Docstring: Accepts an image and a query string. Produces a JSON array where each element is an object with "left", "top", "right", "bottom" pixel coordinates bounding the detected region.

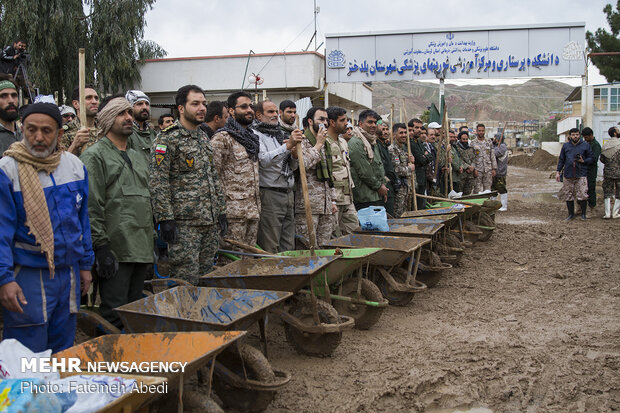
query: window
[{"left": 611, "top": 88, "right": 619, "bottom": 112}]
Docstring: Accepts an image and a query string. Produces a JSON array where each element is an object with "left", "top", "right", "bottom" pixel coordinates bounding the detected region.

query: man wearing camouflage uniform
[
  {"left": 390, "top": 123, "right": 414, "bottom": 217},
  {"left": 149, "top": 85, "right": 227, "bottom": 284},
  {"left": 295, "top": 107, "right": 337, "bottom": 247},
  {"left": 436, "top": 130, "right": 463, "bottom": 196},
  {"left": 211, "top": 91, "right": 261, "bottom": 247},
  {"left": 62, "top": 85, "right": 100, "bottom": 155},
  {"left": 601, "top": 126, "right": 620, "bottom": 218},
  {"left": 326, "top": 106, "right": 357, "bottom": 235},
  {"left": 471, "top": 123, "right": 497, "bottom": 193},
  {"left": 492, "top": 133, "right": 509, "bottom": 211},
  {"left": 126, "top": 90, "right": 156, "bottom": 162},
  {"left": 455, "top": 131, "right": 476, "bottom": 195}
]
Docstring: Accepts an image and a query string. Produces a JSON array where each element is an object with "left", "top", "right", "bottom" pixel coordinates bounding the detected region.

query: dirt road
[{"left": 258, "top": 166, "right": 620, "bottom": 412}]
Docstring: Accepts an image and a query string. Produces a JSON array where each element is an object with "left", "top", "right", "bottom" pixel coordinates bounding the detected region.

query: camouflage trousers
[
  {"left": 492, "top": 176, "right": 507, "bottom": 194},
  {"left": 474, "top": 171, "right": 493, "bottom": 193},
  {"left": 226, "top": 218, "right": 259, "bottom": 248},
  {"left": 602, "top": 177, "right": 620, "bottom": 198},
  {"left": 561, "top": 177, "right": 588, "bottom": 201},
  {"left": 460, "top": 177, "right": 475, "bottom": 196},
  {"left": 168, "top": 223, "right": 219, "bottom": 285},
  {"left": 333, "top": 202, "right": 358, "bottom": 237},
  {"left": 295, "top": 213, "right": 334, "bottom": 247},
  {"left": 394, "top": 184, "right": 410, "bottom": 218}
]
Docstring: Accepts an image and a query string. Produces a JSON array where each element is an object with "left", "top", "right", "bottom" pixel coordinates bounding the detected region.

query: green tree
[
  {"left": 420, "top": 109, "right": 430, "bottom": 124},
  {"left": 538, "top": 117, "right": 559, "bottom": 142},
  {"left": 0, "top": 0, "right": 166, "bottom": 97},
  {"left": 587, "top": 1, "right": 620, "bottom": 82}
]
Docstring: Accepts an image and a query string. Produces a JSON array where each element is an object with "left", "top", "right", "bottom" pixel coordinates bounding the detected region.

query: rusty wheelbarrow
[
  {"left": 115, "top": 286, "right": 292, "bottom": 413},
  {"left": 277, "top": 248, "right": 388, "bottom": 330},
  {"left": 429, "top": 198, "right": 497, "bottom": 242},
  {"left": 54, "top": 331, "right": 246, "bottom": 413},
  {"left": 199, "top": 256, "right": 355, "bottom": 358},
  {"left": 325, "top": 235, "right": 430, "bottom": 306}
]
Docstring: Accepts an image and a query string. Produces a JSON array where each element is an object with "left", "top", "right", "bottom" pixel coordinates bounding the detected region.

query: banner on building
[{"left": 325, "top": 23, "right": 585, "bottom": 83}]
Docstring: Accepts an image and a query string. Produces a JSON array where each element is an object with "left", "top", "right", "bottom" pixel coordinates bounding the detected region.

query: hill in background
[{"left": 371, "top": 78, "right": 574, "bottom": 122}]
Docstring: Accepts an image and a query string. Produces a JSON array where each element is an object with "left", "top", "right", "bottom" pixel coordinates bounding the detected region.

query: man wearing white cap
[
  {"left": 126, "top": 90, "right": 156, "bottom": 161},
  {"left": 58, "top": 105, "right": 76, "bottom": 125}
]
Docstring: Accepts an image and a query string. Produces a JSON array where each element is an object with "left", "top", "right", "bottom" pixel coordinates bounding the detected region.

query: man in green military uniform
[
  {"left": 349, "top": 110, "right": 388, "bottom": 210},
  {"left": 80, "top": 96, "right": 153, "bottom": 328},
  {"left": 126, "top": 90, "right": 156, "bottom": 161},
  {"left": 390, "top": 123, "right": 415, "bottom": 217},
  {"left": 582, "top": 127, "right": 601, "bottom": 209},
  {"left": 408, "top": 118, "right": 433, "bottom": 208},
  {"left": 455, "top": 131, "right": 476, "bottom": 195},
  {"left": 149, "top": 85, "right": 227, "bottom": 284},
  {"left": 376, "top": 119, "right": 398, "bottom": 216},
  {"left": 62, "top": 85, "right": 100, "bottom": 155}
]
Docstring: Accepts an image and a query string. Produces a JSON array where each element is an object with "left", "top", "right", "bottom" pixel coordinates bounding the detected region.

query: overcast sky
[{"left": 143, "top": 0, "right": 612, "bottom": 86}]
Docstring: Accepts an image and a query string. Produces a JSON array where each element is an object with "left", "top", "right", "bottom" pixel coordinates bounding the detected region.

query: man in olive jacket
[
  {"left": 81, "top": 96, "right": 154, "bottom": 328},
  {"left": 349, "top": 110, "right": 388, "bottom": 210}
]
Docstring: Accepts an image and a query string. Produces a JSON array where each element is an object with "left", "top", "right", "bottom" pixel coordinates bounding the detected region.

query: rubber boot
[
  {"left": 603, "top": 198, "right": 611, "bottom": 219},
  {"left": 613, "top": 199, "right": 620, "bottom": 219},
  {"left": 499, "top": 193, "right": 508, "bottom": 211},
  {"left": 579, "top": 200, "right": 587, "bottom": 221},
  {"left": 565, "top": 201, "right": 575, "bottom": 221}
]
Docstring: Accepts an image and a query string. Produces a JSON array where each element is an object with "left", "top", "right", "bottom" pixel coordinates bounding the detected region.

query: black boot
[
  {"left": 579, "top": 200, "right": 587, "bottom": 220},
  {"left": 565, "top": 201, "right": 575, "bottom": 221}
]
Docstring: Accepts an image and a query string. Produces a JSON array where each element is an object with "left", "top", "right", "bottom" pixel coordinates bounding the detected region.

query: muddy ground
[{"left": 253, "top": 166, "right": 620, "bottom": 412}]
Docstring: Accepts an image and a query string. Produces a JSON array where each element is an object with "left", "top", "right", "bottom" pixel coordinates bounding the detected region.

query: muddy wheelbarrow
[
  {"left": 54, "top": 331, "right": 246, "bottom": 413},
  {"left": 325, "top": 235, "right": 430, "bottom": 306},
  {"left": 430, "top": 198, "right": 497, "bottom": 242},
  {"left": 199, "top": 256, "right": 355, "bottom": 358},
  {"left": 114, "top": 286, "right": 292, "bottom": 413},
  {"left": 277, "top": 248, "right": 388, "bottom": 330}
]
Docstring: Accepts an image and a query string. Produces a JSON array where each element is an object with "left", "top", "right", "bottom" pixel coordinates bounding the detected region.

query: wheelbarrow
[
  {"left": 430, "top": 198, "right": 497, "bottom": 242},
  {"left": 199, "top": 256, "right": 355, "bottom": 358},
  {"left": 325, "top": 235, "right": 430, "bottom": 306},
  {"left": 115, "top": 286, "right": 292, "bottom": 413},
  {"left": 401, "top": 205, "right": 484, "bottom": 243},
  {"left": 277, "top": 248, "right": 388, "bottom": 330},
  {"left": 54, "top": 331, "right": 246, "bottom": 413}
]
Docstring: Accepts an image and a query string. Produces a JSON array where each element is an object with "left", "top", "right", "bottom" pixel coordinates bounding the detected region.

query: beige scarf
[
  {"left": 602, "top": 138, "right": 620, "bottom": 159},
  {"left": 4, "top": 141, "right": 62, "bottom": 277},
  {"left": 353, "top": 126, "right": 377, "bottom": 161}
]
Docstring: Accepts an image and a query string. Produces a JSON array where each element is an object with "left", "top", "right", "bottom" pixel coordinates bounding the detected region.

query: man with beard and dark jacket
[
  {"left": 200, "top": 101, "right": 228, "bottom": 139},
  {"left": 126, "top": 90, "right": 156, "bottom": 162},
  {"left": 253, "top": 100, "right": 302, "bottom": 252},
  {"left": 581, "top": 127, "right": 601, "bottom": 210},
  {"left": 556, "top": 128, "right": 593, "bottom": 221},
  {"left": 0, "top": 81, "right": 21, "bottom": 155},
  {"left": 349, "top": 110, "right": 388, "bottom": 210},
  {"left": 211, "top": 92, "right": 261, "bottom": 247},
  {"left": 408, "top": 118, "right": 433, "bottom": 208},
  {"left": 278, "top": 100, "right": 297, "bottom": 140},
  {"left": 376, "top": 119, "right": 398, "bottom": 216}
]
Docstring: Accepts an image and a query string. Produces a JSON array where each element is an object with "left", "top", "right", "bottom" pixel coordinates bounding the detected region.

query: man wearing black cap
[
  {"left": 0, "top": 80, "right": 21, "bottom": 156},
  {"left": 0, "top": 103, "right": 94, "bottom": 352}
]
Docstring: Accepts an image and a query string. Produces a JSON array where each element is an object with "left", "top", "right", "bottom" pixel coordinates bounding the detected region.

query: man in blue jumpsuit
[{"left": 0, "top": 103, "right": 93, "bottom": 352}]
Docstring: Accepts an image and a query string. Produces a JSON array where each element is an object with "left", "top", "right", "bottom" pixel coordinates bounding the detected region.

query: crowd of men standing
[{"left": 0, "top": 78, "right": 525, "bottom": 353}]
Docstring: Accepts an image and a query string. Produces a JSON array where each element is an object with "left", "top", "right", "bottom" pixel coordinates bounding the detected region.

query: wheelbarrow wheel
[
  {"left": 464, "top": 220, "right": 480, "bottom": 243},
  {"left": 213, "top": 344, "right": 275, "bottom": 413},
  {"left": 332, "top": 278, "right": 384, "bottom": 330},
  {"left": 444, "top": 232, "right": 464, "bottom": 265},
  {"left": 477, "top": 212, "right": 494, "bottom": 242},
  {"left": 377, "top": 268, "right": 415, "bottom": 306},
  {"left": 284, "top": 296, "right": 342, "bottom": 357},
  {"left": 416, "top": 250, "right": 443, "bottom": 288}
]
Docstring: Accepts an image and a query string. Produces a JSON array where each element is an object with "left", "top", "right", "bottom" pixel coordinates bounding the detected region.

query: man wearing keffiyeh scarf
[
  {"left": 0, "top": 103, "right": 94, "bottom": 352},
  {"left": 212, "top": 91, "right": 262, "bottom": 248}
]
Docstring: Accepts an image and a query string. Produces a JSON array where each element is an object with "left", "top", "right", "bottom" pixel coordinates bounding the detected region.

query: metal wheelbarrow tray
[
  {"left": 115, "top": 286, "right": 292, "bottom": 412},
  {"left": 325, "top": 234, "right": 430, "bottom": 306},
  {"left": 199, "top": 256, "right": 355, "bottom": 358},
  {"left": 430, "top": 199, "right": 496, "bottom": 242},
  {"left": 277, "top": 248, "right": 388, "bottom": 330}
]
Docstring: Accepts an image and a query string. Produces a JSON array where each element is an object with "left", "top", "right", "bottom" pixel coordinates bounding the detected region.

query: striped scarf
[{"left": 4, "top": 142, "right": 62, "bottom": 277}]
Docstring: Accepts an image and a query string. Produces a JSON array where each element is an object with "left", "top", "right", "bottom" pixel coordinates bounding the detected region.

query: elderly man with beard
[
  {"left": 212, "top": 91, "right": 261, "bottom": 247},
  {"left": 349, "top": 110, "right": 388, "bottom": 210},
  {"left": 556, "top": 128, "right": 593, "bottom": 221},
  {"left": 252, "top": 100, "right": 302, "bottom": 252},
  {"left": 0, "top": 81, "right": 21, "bottom": 155},
  {"left": 62, "top": 85, "right": 100, "bottom": 156},
  {"left": 80, "top": 96, "right": 153, "bottom": 328},
  {"left": 150, "top": 85, "right": 226, "bottom": 284},
  {"left": 126, "top": 90, "right": 156, "bottom": 161},
  {"left": 295, "top": 107, "right": 337, "bottom": 247},
  {"left": 0, "top": 103, "right": 93, "bottom": 352},
  {"left": 278, "top": 100, "right": 297, "bottom": 139}
]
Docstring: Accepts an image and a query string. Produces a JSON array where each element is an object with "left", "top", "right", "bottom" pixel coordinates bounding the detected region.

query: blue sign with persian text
[{"left": 325, "top": 24, "right": 585, "bottom": 83}]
